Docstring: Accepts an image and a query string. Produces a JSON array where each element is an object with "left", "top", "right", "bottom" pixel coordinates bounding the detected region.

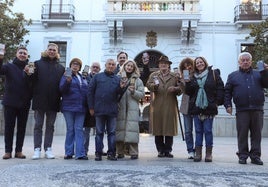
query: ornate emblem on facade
[{"left": 146, "top": 30, "right": 157, "bottom": 48}]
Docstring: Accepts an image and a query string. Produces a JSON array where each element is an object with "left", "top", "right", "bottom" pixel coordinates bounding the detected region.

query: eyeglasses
[
  {"left": 71, "top": 62, "right": 80, "bottom": 66},
  {"left": 119, "top": 57, "right": 126, "bottom": 59}
]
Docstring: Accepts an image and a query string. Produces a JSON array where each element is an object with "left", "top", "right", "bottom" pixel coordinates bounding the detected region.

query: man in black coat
[
  {"left": 0, "top": 46, "right": 32, "bottom": 159},
  {"left": 27, "top": 43, "right": 65, "bottom": 160},
  {"left": 83, "top": 62, "right": 101, "bottom": 155}
]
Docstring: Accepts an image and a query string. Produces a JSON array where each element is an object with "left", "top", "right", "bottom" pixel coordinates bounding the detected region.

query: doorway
[{"left": 134, "top": 50, "right": 164, "bottom": 73}]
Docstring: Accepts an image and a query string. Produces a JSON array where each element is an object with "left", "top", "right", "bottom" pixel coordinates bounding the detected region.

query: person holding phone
[
  {"left": 224, "top": 52, "right": 268, "bottom": 165},
  {"left": 30, "top": 43, "right": 65, "bottom": 160},
  {"left": 60, "top": 58, "right": 88, "bottom": 160},
  {"left": 116, "top": 60, "right": 145, "bottom": 160},
  {"left": 185, "top": 56, "right": 224, "bottom": 162},
  {"left": 83, "top": 62, "right": 101, "bottom": 156},
  {"left": 178, "top": 57, "right": 195, "bottom": 159},
  {"left": 146, "top": 55, "right": 182, "bottom": 158},
  {"left": 0, "top": 46, "right": 33, "bottom": 159}
]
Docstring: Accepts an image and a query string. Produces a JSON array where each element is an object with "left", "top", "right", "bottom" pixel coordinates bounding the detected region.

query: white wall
[
  {"left": 73, "top": 0, "right": 106, "bottom": 21},
  {"left": 200, "top": 0, "right": 236, "bottom": 23}
]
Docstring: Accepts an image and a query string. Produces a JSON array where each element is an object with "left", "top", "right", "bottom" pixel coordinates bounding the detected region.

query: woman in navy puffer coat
[{"left": 60, "top": 58, "right": 88, "bottom": 160}]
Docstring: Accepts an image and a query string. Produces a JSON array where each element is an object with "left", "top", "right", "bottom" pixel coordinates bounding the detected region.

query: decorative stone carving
[{"left": 146, "top": 30, "right": 157, "bottom": 48}]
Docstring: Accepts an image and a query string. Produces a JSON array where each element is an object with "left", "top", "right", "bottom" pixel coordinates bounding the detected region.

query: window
[
  {"left": 241, "top": 43, "right": 255, "bottom": 54},
  {"left": 50, "top": 41, "right": 67, "bottom": 67}
]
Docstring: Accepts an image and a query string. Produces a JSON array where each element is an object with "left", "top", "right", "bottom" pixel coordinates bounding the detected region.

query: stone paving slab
[{"left": 0, "top": 135, "right": 268, "bottom": 187}]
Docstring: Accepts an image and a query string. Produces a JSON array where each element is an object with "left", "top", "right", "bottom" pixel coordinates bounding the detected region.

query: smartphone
[
  {"left": 65, "top": 67, "right": 72, "bottom": 77},
  {"left": 257, "top": 61, "right": 264, "bottom": 71},
  {"left": 0, "top": 43, "right": 5, "bottom": 55},
  {"left": 183, "top": 69, "right": 190, "bottom": 80},
  {"left": 83, "top": 65, "right": 90, "bottom": 73}
]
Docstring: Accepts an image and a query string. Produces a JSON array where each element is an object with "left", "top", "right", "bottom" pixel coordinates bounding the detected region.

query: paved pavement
[{"left": 0, "top": 134, "right": 268, "bottom": 187}]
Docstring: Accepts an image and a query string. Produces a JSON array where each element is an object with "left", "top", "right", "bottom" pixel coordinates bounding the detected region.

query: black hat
[{"left": 158, "top": 55, "right": 172, "bottom": 64}]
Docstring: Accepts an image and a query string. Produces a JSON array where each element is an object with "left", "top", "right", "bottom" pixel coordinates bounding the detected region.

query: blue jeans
[
  {"left": 183, "top": 114, "right": 194, "bottom": 153},
  {"left": 34, "top": 110, "right": 57, "bottom": 150},
  {"left": 95, "top": 115, "right": 116, "bottom": 155},
  {"left": 63, "top": 111, "right": 86, "bottom": 158},
  {"left": 193, "top": 115, "right": 214, "bottom": 147}
]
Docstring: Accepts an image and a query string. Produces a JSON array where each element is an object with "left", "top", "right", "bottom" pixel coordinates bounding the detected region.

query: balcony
[
  {"left": 106, "top": 0, "right": 201, "bottom": 45},
  {"left": 106, "top": 0, "right": 200, "bottom": 22},
  {"left": 41, "top": 4, "right": 75, "bottom": 27},
  {"left": 234, "top": 4, "right": 268, "bottom": 26}
]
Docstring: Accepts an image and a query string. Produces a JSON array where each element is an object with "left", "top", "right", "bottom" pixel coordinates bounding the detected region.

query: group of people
[
  {"left": 0, "top": 43, "right": 267, "bottom": 165},
  {"left": 177, "top": 53, "right": 268, "bottom": 165}
]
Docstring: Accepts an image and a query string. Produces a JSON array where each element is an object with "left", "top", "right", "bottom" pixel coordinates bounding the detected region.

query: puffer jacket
[
  {"left": 116, "top": 74, "right": 145, "bottom": 143},
  {"left": 59, "top": 73, "right": 88, "bottom": 113},
  {"left": 185, "top": 66, "right": 224, "bottom": 116},
  {"left": 31, "top": 52, "right": 65, "bottom": 112}
]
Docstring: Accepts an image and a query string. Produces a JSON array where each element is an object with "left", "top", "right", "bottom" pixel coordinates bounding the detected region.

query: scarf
[
  {"left": 13, "top": 57, "right": 28, "bottom": 70},
  {"left": 194, "top": 69, "right": 208, "bottom": 109}
]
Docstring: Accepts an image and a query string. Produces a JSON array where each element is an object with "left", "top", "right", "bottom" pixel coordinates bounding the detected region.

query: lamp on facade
[
  {"left": 181, "top": 20, "right": 196, "bottom": 44},
  {"left": 108, "top": 20, "right": 123, "bottom": 45}
]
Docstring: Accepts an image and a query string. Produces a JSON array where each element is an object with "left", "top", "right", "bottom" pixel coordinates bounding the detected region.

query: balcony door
[{"left": 48, "top": 0, "right": 73, "bottom": 18}]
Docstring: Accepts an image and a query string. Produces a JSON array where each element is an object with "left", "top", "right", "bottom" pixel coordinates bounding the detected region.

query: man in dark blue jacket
[
  {"left": 224, "top": 52, "right": 268, "bottom": 165},
  {"left": 0, "top": 46, "right": 32, "bottom": 159},
  {"left": 88, "top": 58, "right": 123, "bottom": 161}
]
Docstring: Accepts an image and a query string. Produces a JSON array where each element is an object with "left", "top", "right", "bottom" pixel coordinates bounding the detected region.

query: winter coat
[
  {"left": 0, "top": 57, "right": 32, "bottom": 108},
  {"left": 84, "top": 73, "right": 96, "bottom": 128},
  {"left": 185, "top": 67, "right": 224, "bottom": 116},
  {"left": 87, "top": 71, "right": 122, "bottom": 117},
  {"left": 116, "top": 74, "right": 145, "bottom": 143},
  {"left": 224, "top": 67, "right": 268, "bottom": 112},
  {"left": 31, "top": 52, "right": 65, "bottom": 112},
  {"left": 178, "top": 80, "right": 190, "bottom": 115},
  {"left": 146, "top": 70, "right": 181, "bottom": 136},
  {"left": 59, "top": 73, "right": 88, "bottom": 113}
]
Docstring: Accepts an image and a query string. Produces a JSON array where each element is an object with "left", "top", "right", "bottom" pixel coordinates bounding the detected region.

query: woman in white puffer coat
[{"left": 116, "top": 60, "right": 145, "bottom": 160}]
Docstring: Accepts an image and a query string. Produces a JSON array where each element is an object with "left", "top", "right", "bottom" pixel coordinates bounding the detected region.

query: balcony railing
[
  {"left": 41, "top": 4, "right": 75, "bottom": 21},
  {"left": 234, "top": 4, "right": 268, "bottom": 22},
  {"left": 107, "top": 0, "right": 199, "bottom": 13}
]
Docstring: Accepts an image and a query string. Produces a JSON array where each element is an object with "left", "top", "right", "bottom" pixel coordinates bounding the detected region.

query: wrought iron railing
[
  {"left": 234, "top": 4, "right": 268, "bottom": 22},
  {"left": 41, "top": 4, "right": 75, "bottom": 20}
]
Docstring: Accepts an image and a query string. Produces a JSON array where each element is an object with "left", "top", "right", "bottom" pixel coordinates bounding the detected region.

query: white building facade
[{"left": 2, "top": 0, "right": 267, "bottom": 136}]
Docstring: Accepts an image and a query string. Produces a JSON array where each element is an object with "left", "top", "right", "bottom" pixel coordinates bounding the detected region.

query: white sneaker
[
  {"left": 45, "top": 147, "right": 55, "bottom": 159},
  {"left": 32, "top": 148, "right": 41, "bottom": 160},
  {"left": 188, "top": 152, "right": 194, "bottom": 159}
]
